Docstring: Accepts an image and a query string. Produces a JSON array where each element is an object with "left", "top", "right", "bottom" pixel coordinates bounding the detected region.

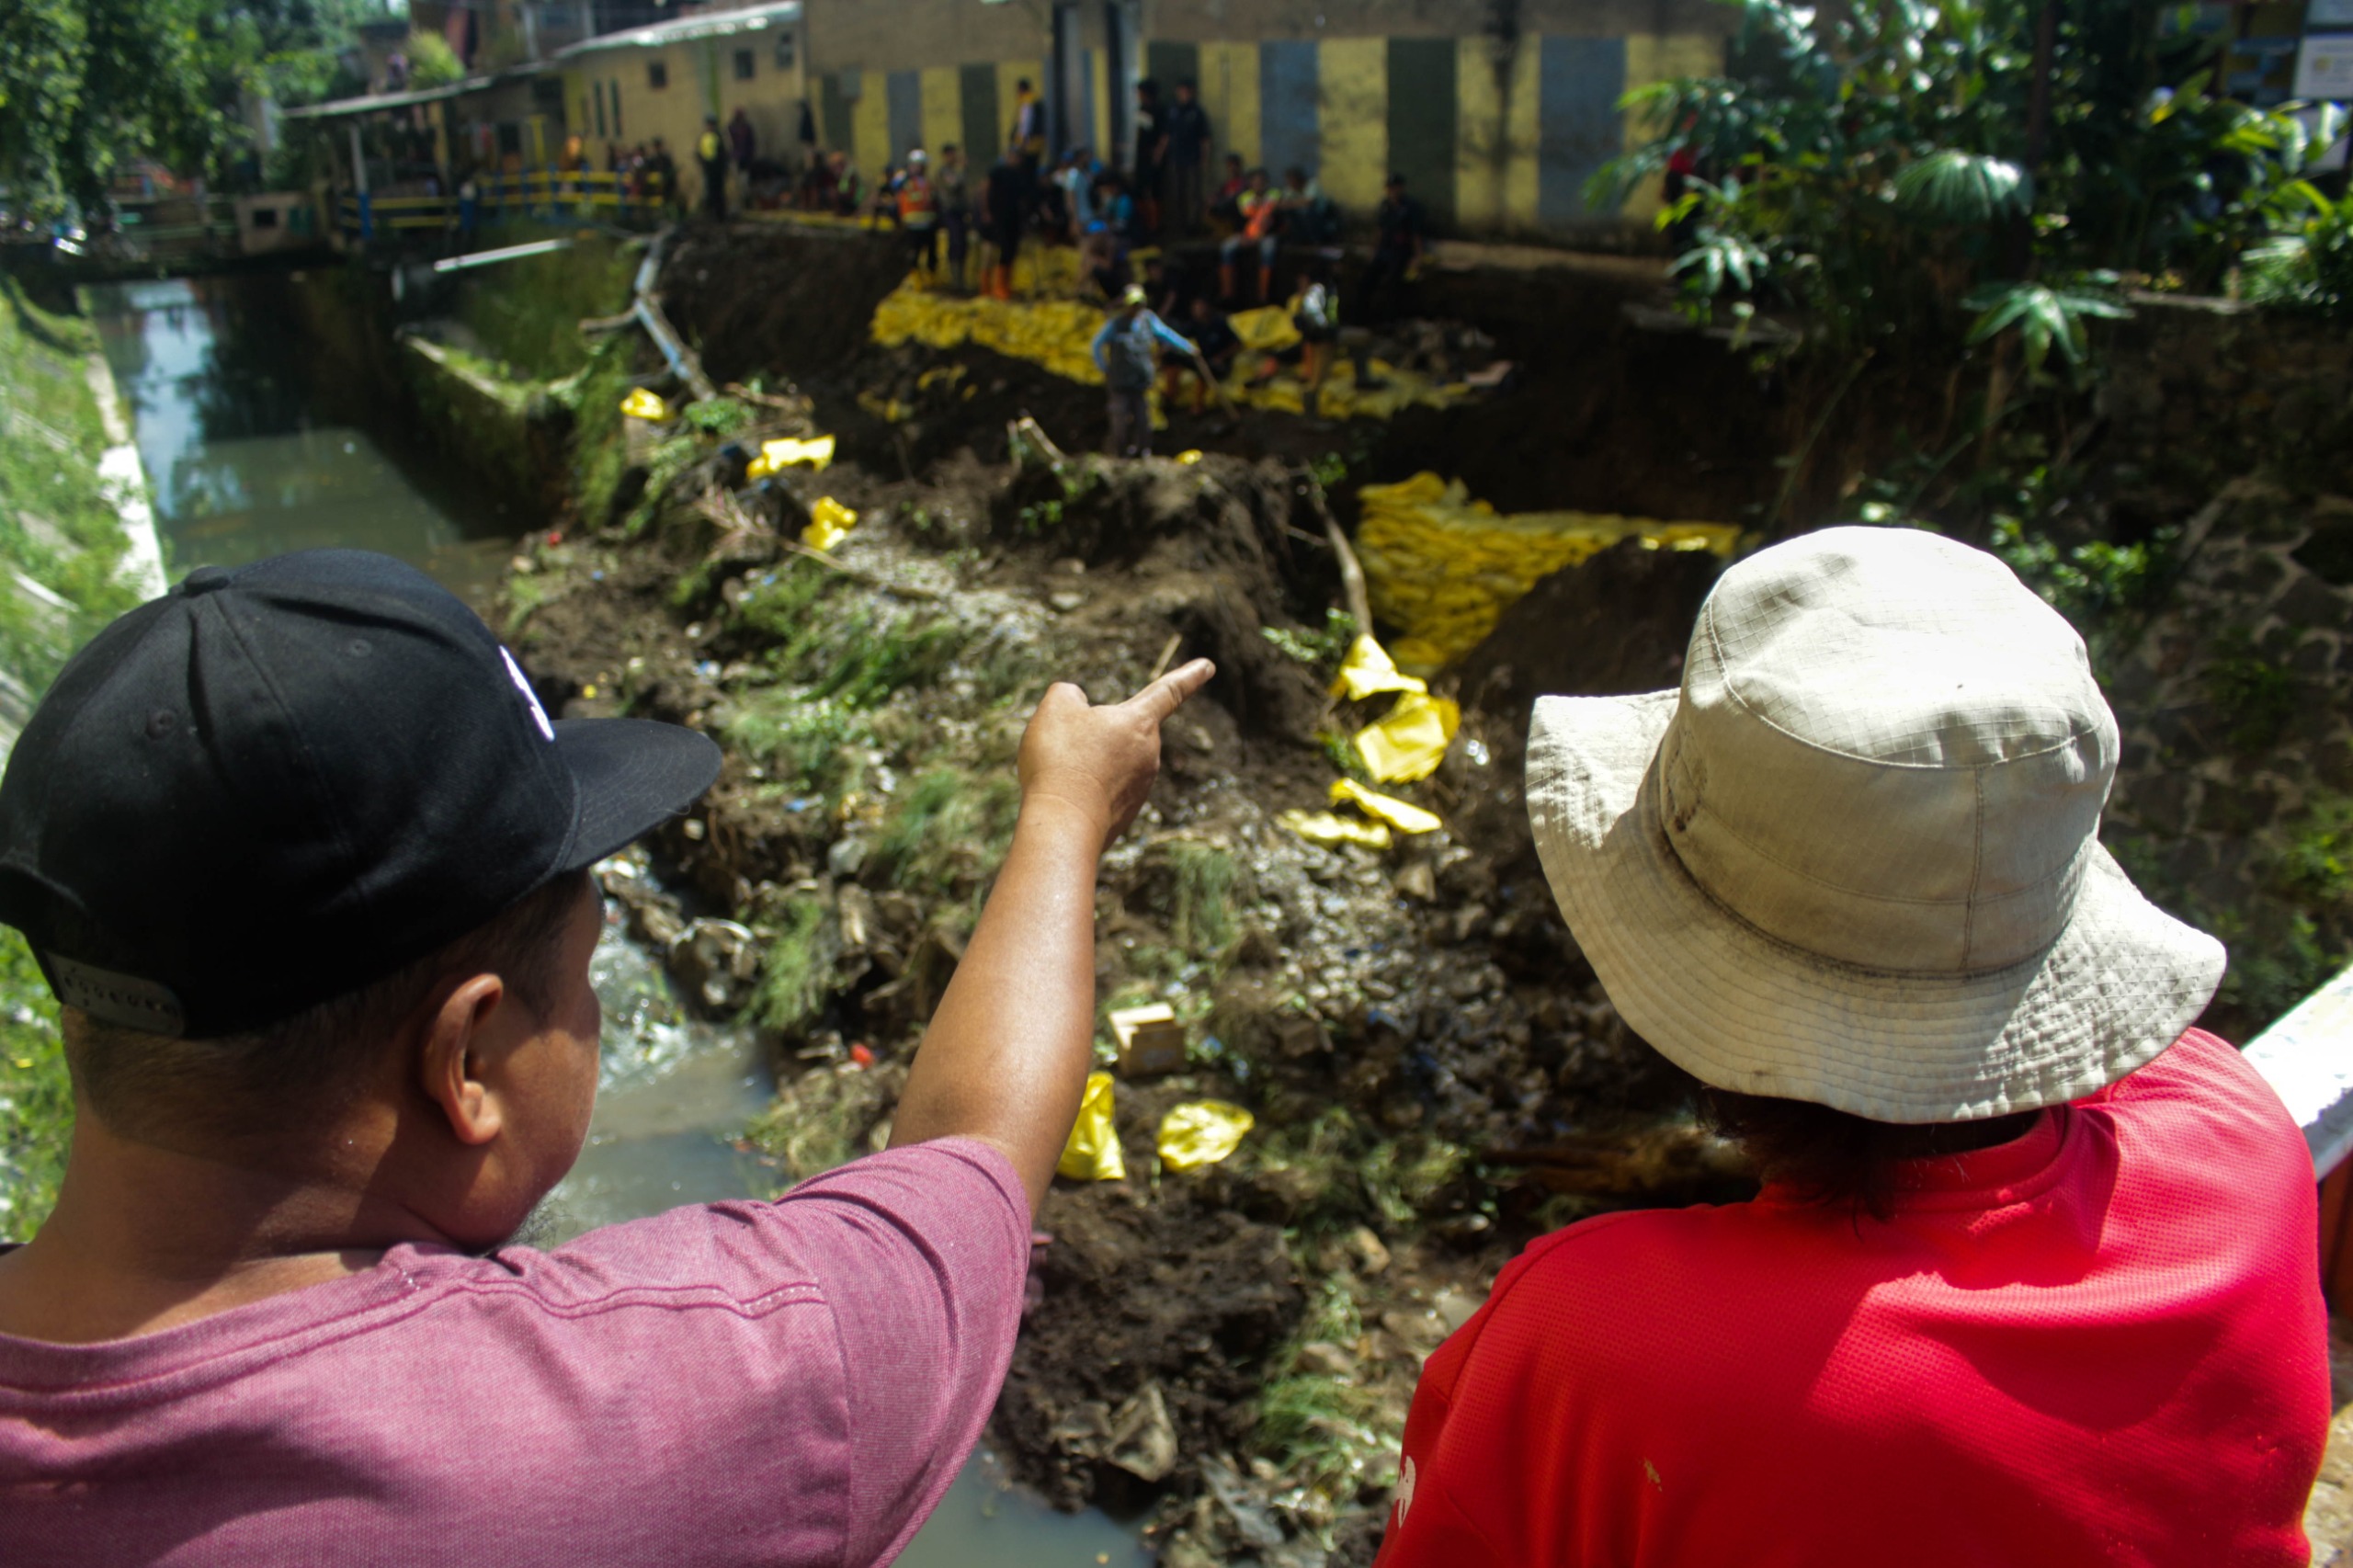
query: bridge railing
[{"left": 335, "top": 170, "right": 667, "bottom": 243}]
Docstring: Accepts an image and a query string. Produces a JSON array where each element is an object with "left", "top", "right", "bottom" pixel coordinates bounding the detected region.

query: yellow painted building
[{"left": 540, "top": 0, "right": 1731, "bottom": 236}]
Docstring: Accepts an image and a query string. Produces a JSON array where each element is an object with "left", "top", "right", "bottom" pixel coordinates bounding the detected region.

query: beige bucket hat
[{"left": 1526, "top": 525, "right": 2223, "bottom": 1124}]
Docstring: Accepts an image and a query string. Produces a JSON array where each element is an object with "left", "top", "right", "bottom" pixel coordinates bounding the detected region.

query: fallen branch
[{"left": 1324, "top": 517, "right": 1374, "bottom": 638}]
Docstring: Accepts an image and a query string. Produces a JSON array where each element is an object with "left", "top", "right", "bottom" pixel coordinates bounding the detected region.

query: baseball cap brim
[{"left": 552, "top": 717, "right": 723, "bottom": 872}]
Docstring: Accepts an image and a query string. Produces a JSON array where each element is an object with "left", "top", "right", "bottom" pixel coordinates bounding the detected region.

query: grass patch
[
  {"left": 565, "top": 335, "right": 636, "bottom": 528},
  {"left": 744, "top": 1061, "right": 896, "bottom": 1181},
  {"left": 1250, "top": 1274, "right": 1400, "bottom": 1504},
  {"left": 0, "top": 928, "right": 71, "bottom": 1240},
  {"left": 1165, "top": 840, "right": 1241, "bottom": 958},
  {"left": 875, "top": 767, "right": 1022, "bottom": 893},
  {"left": 777, "top": 608, "right": 971, "bottom": 709},
  {"left": 722, "top": 691, "right": 874, "bottom": 800},
  {"left": 1362, "top": 1135, "right": 1472, "bottom": 1228},
  {"left": 2204, "top": 627, "right": 2301, "bottom": 755},
  {"left": 0, "top": 276, "right": 142, "bottom": 692},
  {"left": 453, "top": 227, "right": 636, "bottom": 380},
  {"left": 751, "top": 893, "right": 837, "bottom": 1035}
]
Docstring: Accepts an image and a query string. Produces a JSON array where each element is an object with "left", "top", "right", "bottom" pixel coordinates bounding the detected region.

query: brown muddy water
[{"left": 83, "top": 272, "right": 1150, "bottom": 1567}]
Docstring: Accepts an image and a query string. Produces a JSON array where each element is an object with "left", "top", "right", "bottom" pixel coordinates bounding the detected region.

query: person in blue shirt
[{"left": 1091, "top": 284, "right": 1196, "bottom": 458}]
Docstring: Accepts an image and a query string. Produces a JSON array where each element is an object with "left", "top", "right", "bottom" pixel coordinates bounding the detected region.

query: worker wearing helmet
[{"left": 890, "top": 150, "right": 939, "bottom": 279}]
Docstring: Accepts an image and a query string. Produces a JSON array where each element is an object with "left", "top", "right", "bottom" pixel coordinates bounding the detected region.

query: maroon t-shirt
[{"left": 0, "top": 1139, "right": 1029, "bottom": 1565}]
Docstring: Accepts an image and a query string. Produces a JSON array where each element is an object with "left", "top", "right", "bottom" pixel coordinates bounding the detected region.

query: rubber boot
[
  {"left": 1257, "top": 263, "right": 1275, "bottom": 306},
  {"left": 1220, "top": 261, "right": 1237, "bottom": 302}
]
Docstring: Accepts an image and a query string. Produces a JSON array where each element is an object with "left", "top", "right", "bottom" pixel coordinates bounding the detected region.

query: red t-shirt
[{"left": 1376, "top": 1029, "right": 2328, "bottom": 1567}]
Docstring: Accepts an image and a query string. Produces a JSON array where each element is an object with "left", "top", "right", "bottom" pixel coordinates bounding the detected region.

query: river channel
[{"left": 84, "top": 271, "right": 1151, "bottom": 1568}]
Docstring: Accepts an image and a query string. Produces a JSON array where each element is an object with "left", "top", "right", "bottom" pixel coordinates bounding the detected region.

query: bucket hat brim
[{"left": 1528, "top": 690, "right": 2226, "bottom": 1124}]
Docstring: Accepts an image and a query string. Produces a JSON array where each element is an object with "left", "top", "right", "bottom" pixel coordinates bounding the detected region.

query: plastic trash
[
  {"left": 1331, "top": 778, "right": 1442, "bottom": 835},
  {"left": 745, "top": 434, "right": 835, "bottom": 479},
  {"left": 1157, "top": 1100, "right": 1256, "bottom": 1172},
  {"left": 1176, "top": 449, "right": 1204, "bottom": 464},
  {"left": 619, "top": 388, "right": 670, "bottom": 421},
  {"left": 1331, "top": 633, "right": 1428, "bottom": 702},
  {"left": 1056, "top": 1071, "right": 1127, "bottom": 1182},
  {"left": 801, "top": 496, "right": 858, "bottom": 552},
  {"left": 1356, "top": 691, "right": 1460, "bottom": 783},
  {"left": 1279, "top": 808, "right": 1392, "bottom": 851}
]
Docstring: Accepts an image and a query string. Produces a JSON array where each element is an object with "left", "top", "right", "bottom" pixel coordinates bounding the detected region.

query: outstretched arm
[{"left": 890, "top": 660, "right": 1215, "bottom": 1214}]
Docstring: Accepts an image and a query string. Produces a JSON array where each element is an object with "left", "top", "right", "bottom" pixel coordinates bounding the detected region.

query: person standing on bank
[
  {"left": 889, "top": 148, "right": 940, "bottom": 278},
  {"left": 1131, "top": 79, "right": 1167, "bottom": 238},
  {"left": 1092, "top": 283, "right": 1193, "bottom": 459},
  {"left": 1164, "top": 80, "right": 1211, "bottom": 236},
  {"left": 696, "top": 115, "right": 728, "bottom": 221},
  {"left": 0, "top": 550, "right": 1215, "bottom": 1566},
  {"left": 1374, "top": 527, "right": 2326, "bottom": 1567},
  {"left": 936, "top": 142, "right": 973, "bottom": 292}
]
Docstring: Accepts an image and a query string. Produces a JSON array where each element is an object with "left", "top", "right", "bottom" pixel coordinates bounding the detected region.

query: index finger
[{"left": 1122, "top": 658, "right": 1215, "bottom": 724}]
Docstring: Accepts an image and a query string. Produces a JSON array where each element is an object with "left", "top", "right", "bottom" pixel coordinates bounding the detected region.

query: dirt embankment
[{"left": 504, "top": 220, "right": 1755, "bottom": 1563}]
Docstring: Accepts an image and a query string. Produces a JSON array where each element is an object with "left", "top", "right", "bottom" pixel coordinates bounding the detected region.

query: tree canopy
[{"left": 0, "top": 0, "right": 384, "bottom": 217}]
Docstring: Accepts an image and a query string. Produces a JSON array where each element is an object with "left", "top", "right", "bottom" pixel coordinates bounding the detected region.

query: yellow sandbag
[
  {"left": 1279, "top": 808, "right": 1392, "bottom": 851},
  {"left": 1354, "top": 472, "right": 1741, "bottom": 669},
  {"left": 1057, "top": 1071, "right": 1127, "bottom": 1181},
  {"left": 1158, "top": 1100, "right": 1256, "bottom": 1172},
  {"left": 745, "top": 435, "right": 835, "bottom": 480},
  {"left": 1331, "top": 634, "right": 1427, "bottom": 701},
  {"left": 1176, "top": 449, "right": 1204, "bottom": 464},
  {"left": 1357, "top": 691, "right": 1460, "bottom": 783},
  {"left": 1229, "top": 306, "right": 1302, "bottom": 352},
  {"left": 801, "top": 496, "right": 858, "bottom": 552},
  {"left": 1331, "top": 778, "right": 1442, "bottom": 835},
  {"left": 619, "top": 388, "right": 669, "bottom": 421}
]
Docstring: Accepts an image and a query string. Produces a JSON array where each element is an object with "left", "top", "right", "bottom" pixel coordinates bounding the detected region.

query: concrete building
[
  {"left": 506, "top": 0, "right": 1731, "bottom": 237},
  {"left": 786, "top": 0, "right": 1733, "bottom": 234},
  {"left": 556, "top": 4, "right": 810, "bottom": 177}
]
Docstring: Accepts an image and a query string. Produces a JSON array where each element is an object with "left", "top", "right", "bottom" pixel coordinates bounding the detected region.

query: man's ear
[{"left": 418, "top": 974, "right": 510, "bottom": 1147}]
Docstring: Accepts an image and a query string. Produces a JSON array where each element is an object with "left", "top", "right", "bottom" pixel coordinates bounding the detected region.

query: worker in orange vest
[
  {"left": 1219, "top": 168, "right": 1279, "bottom": 305},
  {"left": 890, "top": 149, "right": 940, "bottom": 279}
]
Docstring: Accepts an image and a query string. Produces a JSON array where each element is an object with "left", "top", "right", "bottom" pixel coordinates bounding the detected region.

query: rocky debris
[{"left": 504, "top": 363, "right": 1751, "bottom": 1563}]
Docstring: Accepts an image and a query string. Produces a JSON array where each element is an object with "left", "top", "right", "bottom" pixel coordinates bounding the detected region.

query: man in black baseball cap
[{"left": 0, "top": 549, "right": 1214, "bottom": 1565}]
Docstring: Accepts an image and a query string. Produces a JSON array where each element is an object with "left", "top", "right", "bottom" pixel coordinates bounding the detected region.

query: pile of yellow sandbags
[
  {"left": 870, "top": 280, "right": 1108, "bottom": 384},
  {"left": 1356, "top": 472, "right": 1740, "bottom": 671}
]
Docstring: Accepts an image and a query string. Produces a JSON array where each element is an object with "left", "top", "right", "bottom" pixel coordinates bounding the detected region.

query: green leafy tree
[
  {"left": 404, "top": 28, "right": 463, "bottom": 88},
  {"left": 0, "top": 0, "right": 222, "bottom": 218}
]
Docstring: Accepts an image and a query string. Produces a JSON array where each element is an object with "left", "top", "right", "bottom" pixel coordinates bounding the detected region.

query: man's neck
[{"left": 0, "top": 1117, "right": 433, "bottom": 1346}]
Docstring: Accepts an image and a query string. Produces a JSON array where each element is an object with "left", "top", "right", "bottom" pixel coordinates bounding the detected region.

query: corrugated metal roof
[
  {"left": 556, "top": 1, "right": 801, "bottom": 58},
  {"left": 279, "top": 81, "right": 478, "bottom": 120}
]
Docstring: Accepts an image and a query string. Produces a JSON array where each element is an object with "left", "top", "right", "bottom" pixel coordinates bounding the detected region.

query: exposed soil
[{"left": 501, "top": 220, "right": 1765, "bottom": 1563}]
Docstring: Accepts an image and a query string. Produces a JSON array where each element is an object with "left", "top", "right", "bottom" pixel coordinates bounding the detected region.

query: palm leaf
[{"left": 1893, "top": 149, "right": 2032, "bottom": 225}]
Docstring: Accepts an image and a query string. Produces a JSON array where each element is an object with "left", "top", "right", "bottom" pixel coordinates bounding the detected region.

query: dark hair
[
  {"left": 65, "top": 871, "right": 592, "bottom": 1152},
  {"left": 1698, "top": 1085, "right": 2040, "bottom": 1222},
  {"left": 1386, "top": 172, "right": 1406, "bottom": 187}
]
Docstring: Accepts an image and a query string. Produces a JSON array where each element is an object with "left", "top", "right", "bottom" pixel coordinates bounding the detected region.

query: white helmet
[{"left": 907, "top": 148, "right": 927, "bottom": 165}]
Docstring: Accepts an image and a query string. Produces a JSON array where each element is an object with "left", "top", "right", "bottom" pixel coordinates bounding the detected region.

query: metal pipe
[{"left": 432, "top": 237, "right": 574, "bottom": 273}]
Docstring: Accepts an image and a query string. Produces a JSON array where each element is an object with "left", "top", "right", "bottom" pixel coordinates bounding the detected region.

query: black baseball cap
[{"left": 0, "top": 550, "right": 721, "bottom": 1039}]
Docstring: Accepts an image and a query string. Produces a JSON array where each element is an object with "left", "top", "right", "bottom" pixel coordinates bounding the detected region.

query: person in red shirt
[{"left": 1377, "top": 526, "right": 2329, "bottom": 1567}]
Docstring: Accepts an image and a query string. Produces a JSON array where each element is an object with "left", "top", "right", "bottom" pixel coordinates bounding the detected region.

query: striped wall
[{"left": 570, "top": 28, "right": 1722, "bottom": 234}]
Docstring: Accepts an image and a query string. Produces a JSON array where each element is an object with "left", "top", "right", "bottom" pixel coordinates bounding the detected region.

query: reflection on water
[{"left": 80, "top": 277, "right": 506, "bottom": 598}]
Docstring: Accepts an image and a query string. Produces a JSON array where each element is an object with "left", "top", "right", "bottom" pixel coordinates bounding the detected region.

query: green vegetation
[
  {"left": 1261, "top": 608, "right": 1358, "bottom": 674},
  {"left": 722, "top": 692, "right": 874, "bottom": 801},
  {"left": 0, "top": 280, "right": 142, "bottom": 689},
  {"left": 1250, "top": 1275, "right": 1398, "bottom": 1506},
  {"left": 874, "top": 767, "right": 1022, "bottom": 893},
  {"left": 564, "top": 337, "right": 637, "bottom": 528},
  {"left": 403, "top": 27, "right": 462, "bottom": 88},
  {"left": 0, "top": 277, "right": 143, "bottom": 1239},
  {"left": 456, "top": 233, "right": 639, "bottom": 382},
  {"left": 2202, "top": 628, "right": 2300, "bottom": 756},
  {"left": 0, "top": 927, "right": 71, "bottom": 1238},
  {"left": 751, "top": 893, "right": 836, "bottom": 1035},
  {"left": 2245, "top": 187, "right": 2353, "bottom": 319},
  {"left": 1164, "top": 840, "right": 1241, "bottom": 958},
  {"left": 1, "top": 0, "right": 392, "bottom": 214}
]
